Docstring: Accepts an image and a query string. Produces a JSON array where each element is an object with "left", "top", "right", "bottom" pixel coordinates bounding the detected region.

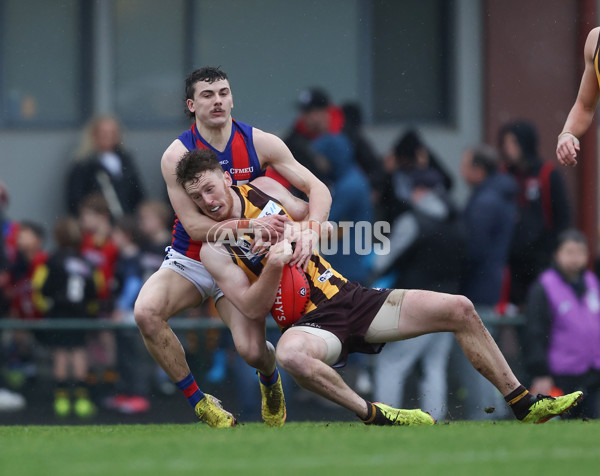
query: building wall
[{"left": 484, "top": 0, "right": 598, "bottom": 247}]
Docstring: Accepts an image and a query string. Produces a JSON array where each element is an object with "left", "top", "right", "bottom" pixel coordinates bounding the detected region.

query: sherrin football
[{"left": 270, "top": 263, "right": 310, "bottom": 327}]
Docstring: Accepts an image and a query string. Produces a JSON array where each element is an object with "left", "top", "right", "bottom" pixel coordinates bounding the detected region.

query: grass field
[{"left": 1, "top": 420, "right": 599, "bottom": 476}]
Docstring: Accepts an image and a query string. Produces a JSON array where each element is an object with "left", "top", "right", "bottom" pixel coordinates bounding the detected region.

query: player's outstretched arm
[
  {"left": 557, "top": 27, "right": 600, "bottom": 167},
  {"left": 200, "top": 241, "right": 291, "bottom": 321}
]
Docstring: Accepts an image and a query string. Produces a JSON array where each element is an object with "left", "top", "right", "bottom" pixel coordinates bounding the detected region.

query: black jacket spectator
[
  {"left": 66, "top": 116, "right": 145, "bottom": 218},
  {"left": 461, "top": 146, "right": 517, "bottom": 305},
  {"left": 498, "top": 120, "right": 571, "bottom": 306}
]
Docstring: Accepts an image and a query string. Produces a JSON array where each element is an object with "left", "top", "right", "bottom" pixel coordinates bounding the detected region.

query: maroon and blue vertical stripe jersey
[{"left": 170, "top": 119, "right": 264, "bottom": 260}]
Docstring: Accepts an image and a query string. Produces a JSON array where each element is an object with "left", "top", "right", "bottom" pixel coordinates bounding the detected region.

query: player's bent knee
[
  {"left": 276, "top": 337, "right": 312, "bottom": 378},
  {"left": 133, "top": 297, "right": 167, "bottom": 337},
  {"left": 235, "top": 340, "right": 267, "bottom": 369},
  {"left": 450, "top": 295, "right": 477, "bottom": 326}
]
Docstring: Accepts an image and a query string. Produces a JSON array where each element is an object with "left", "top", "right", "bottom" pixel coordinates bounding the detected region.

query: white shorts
[{"left": 160, "top": 247, "right": 224, "bottom": 302}]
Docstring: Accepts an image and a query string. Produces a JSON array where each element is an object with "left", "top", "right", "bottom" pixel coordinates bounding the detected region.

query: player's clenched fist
[
  {"left": 267, "top": 239, "right": 293, "bottom": 266},
  {"left": 556, "top": 132, "right": 580, "bottom": 167}
]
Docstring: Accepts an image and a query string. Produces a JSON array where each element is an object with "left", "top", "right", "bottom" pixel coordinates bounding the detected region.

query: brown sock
[
  {"left": 505, "top": 385, "right": 537, "bottom": 420},
  {"left": 359, "top": 400, "right": 376, "bottom": 424},
  {"left": 360, "top": 400, "right": 393, "bottom": 426}
]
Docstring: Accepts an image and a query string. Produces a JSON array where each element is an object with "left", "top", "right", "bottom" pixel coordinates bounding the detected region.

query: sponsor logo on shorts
[
  {"left": 168, "top": 260, "right": 186, "bottom": 271},
  {"left": 300, "top": 322, "right": 322, "bottom": 329},
  {"left": 317, "top": 268, "right": 334, "bottom": 283}
]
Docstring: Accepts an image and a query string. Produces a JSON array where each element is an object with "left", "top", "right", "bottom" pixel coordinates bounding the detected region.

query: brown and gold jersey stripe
[
  {"left": 594, "top": 29, "right": 600, "bottom": 89},
  {"left": 303, "top": 254, "right": 347, "bottom": 314},
  {"left": 227, "top": 184, "right": 347, "bottom": 310}
]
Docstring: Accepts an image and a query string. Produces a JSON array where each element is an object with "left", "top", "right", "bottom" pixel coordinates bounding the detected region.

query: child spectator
[
  {"left": 137, "top": 200, "right": 173, "bottom": 281},
  {"left": 2, "top": 222, "right": 47, "bottom": 393},
  {"left": 0, "top": 180, "right": 18, "bottom": 316},
  {"left": 78, "top": 193, "right": 118, "bottom": 312},
  {"left": 105, "top": 216, "right": 151, "bottom": 413},
  {"left": 0, "top": 181, "right": 26, "bottom": 411},
  {"left": 524, "top": 229, "right": 600, "bottom": 418},
  {"left": 78, "top": 193, "right": 119, "bottom": 392},
  {"left": 10, "top": 221, "right": 47, "bottom": 319},
  {"left": 34, "top": 217, "right": 97, "bottom": 417}
]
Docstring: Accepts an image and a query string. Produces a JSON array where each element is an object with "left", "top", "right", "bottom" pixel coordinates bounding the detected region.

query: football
[{"left": 270, "top": 264, "right": 310, "bottom": 327}]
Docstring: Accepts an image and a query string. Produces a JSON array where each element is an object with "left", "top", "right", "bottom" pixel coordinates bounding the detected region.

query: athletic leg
[
  {"left": 367, "top": 289, "right": 521, "bottom": 396},
  {"left": 216, "top": 297, "right": 285, "bottom": 427},
  {"left": 276, "top": 327, "right": 434, "bottom": 426},
  {"left": 276, "top": 328, "right": 368, "bottom": 416},
  {"left": 134, "top": 268, "right": 203, "bottom": 382},
  {"left": 367, "top": 289, "right": 583, "bottom": 422},
  {"left": 215, "top": 297, "right": 276, "bottom": 375},
  {"left": 134, "top": 268, "right": 235, "bottom": 427}
]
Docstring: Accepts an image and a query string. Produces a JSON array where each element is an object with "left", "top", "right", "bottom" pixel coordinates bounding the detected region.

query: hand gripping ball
[{"left": 271, "top": 264, "right": 310, "bottom": 327}]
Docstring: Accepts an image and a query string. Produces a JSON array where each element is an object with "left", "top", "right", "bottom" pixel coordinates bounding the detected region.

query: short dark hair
[
  {"left": 184, "top": 66, "right": 229, "bottom": 119},
  {"left": 176, "top": 149, "right": 223, "bottom": 187},
  {"left": 471, "top": 144, "right": 499, "bottom": 176},
  {"left": 556, "top": 229, "right": 588, "bottom": 250},
  {"left": 53, "top": 216, "right": 82, "bottom": 250},
  {"left": 114, "top": 215, "right": 144, "bottom": 246},
  {"left": 19, "top": 221, "right": 46, "bottom": 242},
  {"left": 393, "top": 129, "right": 423, "bottom": 161},
  {"left": 79, "top": 193, "right": 111, "bottom": 218}
]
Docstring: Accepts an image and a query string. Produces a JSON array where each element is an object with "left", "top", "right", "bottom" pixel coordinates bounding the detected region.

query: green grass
[{"left": 1, "top": 421, "right": 599, "bottom": 476}]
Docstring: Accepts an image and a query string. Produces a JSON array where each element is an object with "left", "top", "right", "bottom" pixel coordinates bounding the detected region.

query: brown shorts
[{"left": 288, "top": 281, "right": 393, "bottom": 366}]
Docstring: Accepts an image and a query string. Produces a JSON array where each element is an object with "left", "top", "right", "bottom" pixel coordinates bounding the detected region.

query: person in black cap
[{"left": 284, "top": 87, "right": 345, "bottom": 186}]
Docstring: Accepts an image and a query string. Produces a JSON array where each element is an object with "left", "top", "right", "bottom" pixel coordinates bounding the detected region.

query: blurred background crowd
[{"left": 1, "top": 0, "right": 599, "bottom": 423}]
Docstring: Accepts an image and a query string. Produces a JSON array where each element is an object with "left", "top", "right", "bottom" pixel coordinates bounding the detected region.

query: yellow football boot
[
  {"left": 195, "top": 394, "right": 236, "bottom": 428},
  {"left": 521, "top": 391, "right": 583, "bottom": 423},
  {"left": 371, "top": 402, "right": 436, "bottom": 426},
  {"left": 259, "top": 373, "right": 286, "bottom": 427}
]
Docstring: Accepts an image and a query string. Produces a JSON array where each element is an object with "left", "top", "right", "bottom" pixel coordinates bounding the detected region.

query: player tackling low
[
  {"left": 176, "top": 148, "right": 583, "bottom": 425},
  {"left": 557, "top": 27, "right": 600, "bottom": 166}
]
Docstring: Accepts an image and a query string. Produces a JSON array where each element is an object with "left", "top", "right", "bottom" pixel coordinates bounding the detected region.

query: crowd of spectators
[
  {"left": 0, "top": 117, "right": 167, "bottom": 416},
  {"left": 1, "top": 96, "right": 598, "bottom": 421}
]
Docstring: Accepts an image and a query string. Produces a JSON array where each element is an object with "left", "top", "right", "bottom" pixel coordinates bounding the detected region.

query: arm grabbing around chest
[{"left": 200, "top": 240, "right": 293, "bottom": 321}]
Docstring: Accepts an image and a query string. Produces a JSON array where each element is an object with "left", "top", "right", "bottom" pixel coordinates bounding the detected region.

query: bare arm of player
[
  {"left": 162, "top": 139, "right": 287, "bottom": 243},
  {"left": 200, "top": 240, "right": 292, "bottom": 321},
  {"left": 557, "top": 27, "right": 600, "bottom": 167},
  {"left": 246, "top": 176, "right": 309, "bottom": 254},
  {"left": 253, "top": 129, "right": 331, "bottom": 269},
  {"left": 249, "top": 176, "right": 309, "bottom": 221}
]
